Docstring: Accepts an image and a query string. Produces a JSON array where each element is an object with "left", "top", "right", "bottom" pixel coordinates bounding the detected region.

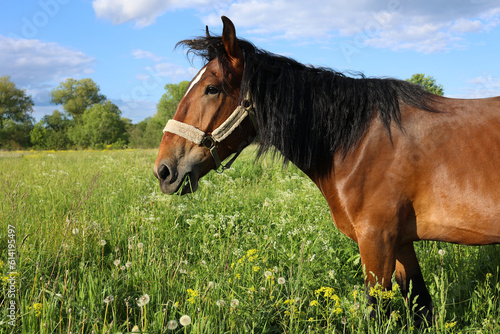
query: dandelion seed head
[
  {"left": 137, "top": 294, "right": 150, "bottom": 307},
  {"left": 113, "top": 259, "right": 121, "bottom": 267},
  {"left": 438, "top": 249, "right": 446, "bottom": 256},
  {"left": 104, "top": 295, "right": 114, "bottom": 304},
  {"left": 230, "top": 299, "right": 240, "bottom": 307},
  {"left": 100, "top": 240, "right": 106, "bottom": 246},
  {"left": 167, "top": 319, "right": 178, "bottom": 330},
  {"left": 179, "top": 315, "right": 191, "bottom": 326},
  {"left": 137, "top": 242, "right": 144, "bottom": 249},
  {"left": 278, "top": 277, "right": 286, "bottom": 285},
  {"left": 216, "top": 299, "right": 225, "bottom": 307}
]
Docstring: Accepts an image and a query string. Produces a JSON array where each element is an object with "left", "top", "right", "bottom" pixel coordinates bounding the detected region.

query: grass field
[{"left": 0, "top": 147, "right": 499, "bottom": 333}]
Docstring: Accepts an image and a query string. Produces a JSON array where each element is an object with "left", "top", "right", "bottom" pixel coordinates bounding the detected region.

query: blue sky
[{"left": 1, "top": 0, "right": 500, "bottom": 123}]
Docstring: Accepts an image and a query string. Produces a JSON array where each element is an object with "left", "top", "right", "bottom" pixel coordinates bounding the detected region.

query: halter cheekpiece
[{"left": 163, "top": 96, "right": 256, "bottom": 173}]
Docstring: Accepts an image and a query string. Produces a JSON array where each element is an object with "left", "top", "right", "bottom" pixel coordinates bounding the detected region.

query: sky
[{"left": 1, "top": 0, "right": 500, "bottom": 123}]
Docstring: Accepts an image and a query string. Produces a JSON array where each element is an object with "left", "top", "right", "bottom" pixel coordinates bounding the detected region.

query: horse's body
[{"left": 154, "top": 17, "right": 500, "bottom": 325}]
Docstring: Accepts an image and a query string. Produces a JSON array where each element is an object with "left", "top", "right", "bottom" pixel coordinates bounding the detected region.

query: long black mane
[{"left": 178, "top": 35, "right": 438, "bottom": 171}]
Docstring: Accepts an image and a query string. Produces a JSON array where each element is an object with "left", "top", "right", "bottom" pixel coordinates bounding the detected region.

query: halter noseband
[{"left": 162, "top": 97, "right": 256, "bottom": 173}]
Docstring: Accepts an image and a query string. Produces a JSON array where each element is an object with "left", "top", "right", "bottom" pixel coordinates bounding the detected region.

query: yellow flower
[
  {"left": 253, "top": 266, "right": 260, "bottom": 272},
  {"left": 246, "top": 249, "right": 258, "bottom": 257},
  {"left": 445, "top": 321, "right": 457, "bottom": 329},
  {"left": 309, "top": 300, "right": 319, "bottom": 307},
  {"left": 31, "top": 303, "right": 43, "bottom": 317}
]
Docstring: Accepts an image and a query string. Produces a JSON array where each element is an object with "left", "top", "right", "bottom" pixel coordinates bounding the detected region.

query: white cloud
[
  {"left": 92, "top": 0, "right": 220, "bottom": 27},
  {"left": 92, "top": 0, "right": 500, "bottom": 53},
  {"left": 465, "top": 74, "right": 500, "bottom": 98},
  {"left": 131, "top": 49, "right": 166, "bottom": 62},
  {"left": 0, "top": 35, "right": 95, "bottom": 87}
]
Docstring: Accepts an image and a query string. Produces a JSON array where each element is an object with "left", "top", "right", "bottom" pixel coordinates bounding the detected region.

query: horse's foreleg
[
  {"left": 395, "top": 242, "right": 433, "bottom": 327},
  {"left": 357, "top": 228, "right": 398, "bottom": 312}
]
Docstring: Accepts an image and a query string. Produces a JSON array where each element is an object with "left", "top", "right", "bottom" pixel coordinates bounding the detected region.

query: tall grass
[{"left": 0, "top": 148, "right": 498, "bottom": 333}]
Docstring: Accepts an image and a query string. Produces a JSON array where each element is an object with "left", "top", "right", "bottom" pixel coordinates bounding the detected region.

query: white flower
[
  {"left": 278, "top": 277, "right": 286, "bottom": 285},
  {"left": 113, "top": 259, "right": 121, "bottom": 267},
  {"left": 438, "top": 249, "right": 446, "bottom": 256},
  {"left": 104, "top": 295, "right": 114, "bottom": 304},
  {"left": 137, "top": 242, "right": 144, "bottom": 249},
  {"left": 179, "top": 315, "right": 191, "bottom": 326},
  {"left": 200, "top": 260, "right": 206, "bottom": 266},
  {"left": 230, "top": 299, "right": 240, "bottom": 307},
  {"left": 167, "top": 319, "right": 178, "bottom": 330},
  {"left": 216, "top": 299, "right": 226, "bottom": 307},
  {"left": 72, "top": 228, "right": 79, "bottom": 235},
  {"left": 125, "top": 262, "right": 132, "bottom": 268},
  {"left": 264, "top": 271, "right": 273, "bottom": 278},
  {"left": 100, "top": 240, "right": 107, "bottom": 246},
  {"left": 137, "top": 294, "right": 150, "bottom": 307}
]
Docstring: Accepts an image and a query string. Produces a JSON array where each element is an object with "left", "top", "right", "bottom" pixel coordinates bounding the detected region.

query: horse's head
[{"left": 154, "top": 17, "right": 257, "bottom": 195}]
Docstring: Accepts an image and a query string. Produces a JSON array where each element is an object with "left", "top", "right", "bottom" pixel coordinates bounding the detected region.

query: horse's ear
[
  {"left": 221, "top": 16, "right": 243, "bottom": 69},
  {"left": 205, "top": 25, "right": 210, "bottom": 38}
]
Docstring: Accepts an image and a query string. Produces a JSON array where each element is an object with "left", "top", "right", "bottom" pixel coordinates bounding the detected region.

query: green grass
[{"left": 0, "top": 147, "right": 499, "bottom": 333}]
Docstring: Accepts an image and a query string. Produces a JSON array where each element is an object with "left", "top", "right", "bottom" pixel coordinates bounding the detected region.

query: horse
[{"left": 154, "top": 16, "right": 500, "bottom": 325}]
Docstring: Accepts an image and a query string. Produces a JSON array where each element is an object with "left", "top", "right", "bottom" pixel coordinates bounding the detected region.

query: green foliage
[
  {"left": 50, "top": 78, "right": 106, "bottom": 118},
  {"left": 128, "top": 81, "right": 189, "bottom": 148},
  {"left": 1, "top": 148, "right": 498, "bottom": 333},
  {"left": 68, "top": 101, "right": 128, "bottom": 149},
  {"left": 406, "top": 73, "right": 444, "bottom": 96},
  {"left": 30, "top": 110, "right": 73, "bottom": 149},
  {"left": 0, "top": 75, "right": 34, "bottom": 148}
]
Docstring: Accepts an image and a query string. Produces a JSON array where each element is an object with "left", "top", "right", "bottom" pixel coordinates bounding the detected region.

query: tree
[
  {"left": 406, "top": 74, "right": 444, "bottom": 96},
  {"left": 156, "top": 81, "right": 189, "bottom": 121},
  {"left": 68, "top": 100, "right": 128, "bottom": 148},
  {"left": 51, "top": 78, "right": 106, "bottom": 118},
  {"left": 30, "top": 110, "right": 73, "bottom": 149},
  {"left": 0, "top": 75, "right": 34, "bottom": 148}
]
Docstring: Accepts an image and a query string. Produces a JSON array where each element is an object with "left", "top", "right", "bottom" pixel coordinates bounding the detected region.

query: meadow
[{"left": 0, "top": 147, "right": 498, "bottom": 333}]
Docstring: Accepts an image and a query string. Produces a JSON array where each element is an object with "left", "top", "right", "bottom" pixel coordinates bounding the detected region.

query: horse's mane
[{"left": 178, "top": 35, "right": 438, "bottom": 171}]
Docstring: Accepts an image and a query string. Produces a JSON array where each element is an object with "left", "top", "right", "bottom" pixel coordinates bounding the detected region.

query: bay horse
[{"left": 154, "top": 16, "right": 500, "bottom": 325}]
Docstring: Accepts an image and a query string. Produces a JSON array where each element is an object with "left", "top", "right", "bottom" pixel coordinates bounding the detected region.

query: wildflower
[
  {"left": 230, "top": 299, "right": 240, "bottom": 307},
  {"left": 32, "top": 303, "right": 43, "bottom": 316},
  {"left": 113, "top": 259, "right": 121, "bottom": 267},
  {"left": 216, "top": 299, "right": 226, "bottom": 307},
  {"left": 253, "top": 266, "right": 260, "bottom": 272},
  {"left": 125, "top": 262, "right": 132, "bottom": 268},
  {"left": 72, "top": 228, "right": 79, "bottom": 235},
  {"left": 438, "top": 249, "right": 446, "bottom": 256},
  {"left": 309, "top": 300, "right": 319, "bottom": 307},
  {"left": 179, "top": 315, "right": 191, "bottom": 326},
  {"left": 277, "top": 277, "right": 286, "bottom": 285},
  {"left": 264, "top": 271, "right": 273, "bottom": 279},
  {"left": 445, "top": 321, "right": 457, "bottom": 329},
  {"left": 100, "top": 240, "right": 107, "bottom": 246},
  {"left": 137, "top": 294, "right": 150, "bottom": 307},
  {"left": 167, "top": 320, "right": 178, "bottom": 330},
  {"left": 131, "top": 325, "right": 140, "bottom": 332},
  {"left": 137, "top": 242, "right": 144, "bottom": 249},
  {"left": 200, "top": 260, "right": 206, "bottom": 266},
  {"left": 120, "top": 266, "right": 126, "bottom": 271},
  {"left": 186, "top": 289, "right": 198, "bottom": 304}
]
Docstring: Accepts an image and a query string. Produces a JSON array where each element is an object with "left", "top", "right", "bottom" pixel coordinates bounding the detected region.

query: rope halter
[{"left": 163, "top": 97, "right": 256, "bottom": 173}]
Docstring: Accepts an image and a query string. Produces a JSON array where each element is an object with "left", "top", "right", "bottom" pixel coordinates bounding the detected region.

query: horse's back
[{"left": 408, "top": 96, "right": 500, "bottom": 245}]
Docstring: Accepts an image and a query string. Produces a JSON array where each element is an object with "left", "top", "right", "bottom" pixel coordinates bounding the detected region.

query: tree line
[{"left": 0, "top": 74, "right": 443, "bottom": 150}]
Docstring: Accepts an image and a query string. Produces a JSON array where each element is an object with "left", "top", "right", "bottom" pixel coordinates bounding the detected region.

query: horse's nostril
[{"left": 157, "top": 163, "right": 171, "bottom": 181}]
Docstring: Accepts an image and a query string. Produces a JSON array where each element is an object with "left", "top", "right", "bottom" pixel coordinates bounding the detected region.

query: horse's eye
[{"left": 205, "top": 85, "right": 219, "bottom": 95}]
